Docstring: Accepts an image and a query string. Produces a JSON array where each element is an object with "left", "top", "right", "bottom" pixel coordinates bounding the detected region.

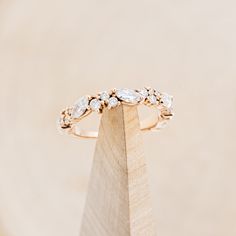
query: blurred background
[{"left": 0, "top": 0, "right": 236, "bottom": 235}]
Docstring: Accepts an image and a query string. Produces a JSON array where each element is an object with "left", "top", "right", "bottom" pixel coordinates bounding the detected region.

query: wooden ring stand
[{"left": 80, "top": 104, "right": 156, "bottom": 236}]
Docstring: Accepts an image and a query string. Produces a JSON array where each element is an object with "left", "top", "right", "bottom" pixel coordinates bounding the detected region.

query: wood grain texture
[{"left": 80, "top": 104, "right": 155, "bottom": 236}]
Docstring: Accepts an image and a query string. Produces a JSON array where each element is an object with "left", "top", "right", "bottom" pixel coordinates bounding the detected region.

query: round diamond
[
  {"left": 59, "top": 117, "right": 69, "bottom": 128},
  {"left": 148, "top": 95, "right": 157, "bottom": 105},
  {"left": 155, "top": 90, "right": 161, "bottom": 97},
  {"left": 72, "top": 96, "right": 89, "bottom": 118},
  {"left": 99, "top": 91, "right": 110, "bottom": 101},
  {"left": 108, "top": 97, "right": 119, "bottom": 108},
  {"left": 90, "top": 99, "right": 102, "bottom": 111},
  {"left": 161, "top": 93, "right": 173, "bottom": 108},
  {"left": 116, "top": 88, "right": 141, "bottom": 104},
  {"left": 148, "top": 88, "right": 155, "bottom": 95},
  {"left": 139, "top": 88, "right": 149, "bottom": 99}
]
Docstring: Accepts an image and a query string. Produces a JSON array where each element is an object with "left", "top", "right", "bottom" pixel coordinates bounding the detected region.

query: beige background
[{"left": 0, "top": 0, "right": 236, "bottom": 235}]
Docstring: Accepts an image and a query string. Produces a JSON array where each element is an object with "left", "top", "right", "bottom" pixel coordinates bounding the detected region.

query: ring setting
[{"left": 58, "top": 87, "right": 174, "bottom": 138}]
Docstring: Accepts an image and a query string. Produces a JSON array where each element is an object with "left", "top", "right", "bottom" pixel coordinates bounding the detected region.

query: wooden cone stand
[{"left": 80, "top": 104, "right": 156, "bottom": 236}]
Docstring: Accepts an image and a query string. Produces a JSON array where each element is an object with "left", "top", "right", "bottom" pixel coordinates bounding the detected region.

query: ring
[{"left": 58, "top": 87, "right": 174, "bottom": 139}]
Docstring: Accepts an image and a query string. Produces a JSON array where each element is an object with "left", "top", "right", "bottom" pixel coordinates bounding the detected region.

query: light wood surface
[{"left": 80, "top": 104, "right": 155, "bottom": 236}]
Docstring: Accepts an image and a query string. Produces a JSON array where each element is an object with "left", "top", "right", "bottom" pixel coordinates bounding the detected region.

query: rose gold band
[{"left": 58, "top": 87, "right": 173, "bottom": 139}]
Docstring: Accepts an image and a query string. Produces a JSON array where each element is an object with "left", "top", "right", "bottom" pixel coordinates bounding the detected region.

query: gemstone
[
  {"left": 59, "top": 117, "right": 65, "bottom": 126},
  {"left": 148, "top": 95, "right": 157, "bottom": 105},
  {"left": 161, "top": 93, "right": 173, "bottom": 108},
  {"left": 116, "top": 88, "right": 141, "bottom": 104},
  {"left": 155, "top": 91, "right": 161, "bottom": 97},
  {"left": 90, "top": 99, "right": 101, "bottom": 111},
  {"left": 108, "top": 97, "right": 119, "bottom": 108},
  {"left": 148, "top": 88, "right": 155, "bottom": 95},
  {"left": 72, "top": 96, "right": 89, "bottom": 118},
  {"left": 99, "top": 91, "right": 110, "bottom": 101},
  {"left": 63, "top": 117, "right": 71, "bottom": 124},
  {"left": 139, "top": 88, "right": 149, "bottom": 99}
]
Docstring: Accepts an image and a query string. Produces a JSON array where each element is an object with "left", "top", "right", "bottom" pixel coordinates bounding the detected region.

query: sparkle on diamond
[
  {"left": 99, "top": 91, "right": 110, "bottom": 101},
  {"left": 72, "top": 96, "right": 89, "bottom": 118},
  {"left": 161, "top": 93, "right": 173, "bottom": 108},
  {"left": 116, "top": 88, "right": 141, "bottom": 104},
  {"left": 148, "top": 95, "right": 157, "bottom": 105},
  {"left": 108, "top": 97, "right": 119, "bottom": 108},
  {"left": 90, "top": 99, "right": 102, "bottom": 111}
]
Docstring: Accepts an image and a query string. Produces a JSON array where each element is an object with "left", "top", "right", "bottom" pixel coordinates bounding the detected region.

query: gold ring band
[{"left": 58, "top": 87, "right": 174, "bottom": 139}]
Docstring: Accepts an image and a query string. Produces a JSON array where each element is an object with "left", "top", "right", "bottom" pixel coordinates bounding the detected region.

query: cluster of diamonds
[{"left": 59, "top": 87, "right": 173, "bottom": 129}]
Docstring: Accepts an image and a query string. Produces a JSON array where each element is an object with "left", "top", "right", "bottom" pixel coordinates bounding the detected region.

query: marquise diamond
[
  {"left": 72, "top": 96, "right": 89, "bottom": 118},
  {"left": 116, "top": 88, "right": 141, "bottom": 104}
]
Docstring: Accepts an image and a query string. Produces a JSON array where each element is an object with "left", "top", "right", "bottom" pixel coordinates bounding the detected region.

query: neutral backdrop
[{"left": 0, "top": 0, "right": 236, "bottom": 235}]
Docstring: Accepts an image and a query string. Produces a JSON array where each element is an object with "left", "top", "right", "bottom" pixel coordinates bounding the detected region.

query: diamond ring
[{"left": 58, "top": 87, "right": 174, "bottom": 139}]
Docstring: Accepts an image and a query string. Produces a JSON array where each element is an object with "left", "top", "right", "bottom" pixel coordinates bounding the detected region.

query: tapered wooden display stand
[{"left": 80, "top": 104, "right": 156, "bottom": 236}]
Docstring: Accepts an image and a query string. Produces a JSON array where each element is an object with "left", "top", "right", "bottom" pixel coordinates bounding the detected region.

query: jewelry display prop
[
  {"left": 58, "top": 87, "right": 174, "bottom": 235},
  {"left": 80, "top": 104, "right": 156, "bottom": 236}
]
